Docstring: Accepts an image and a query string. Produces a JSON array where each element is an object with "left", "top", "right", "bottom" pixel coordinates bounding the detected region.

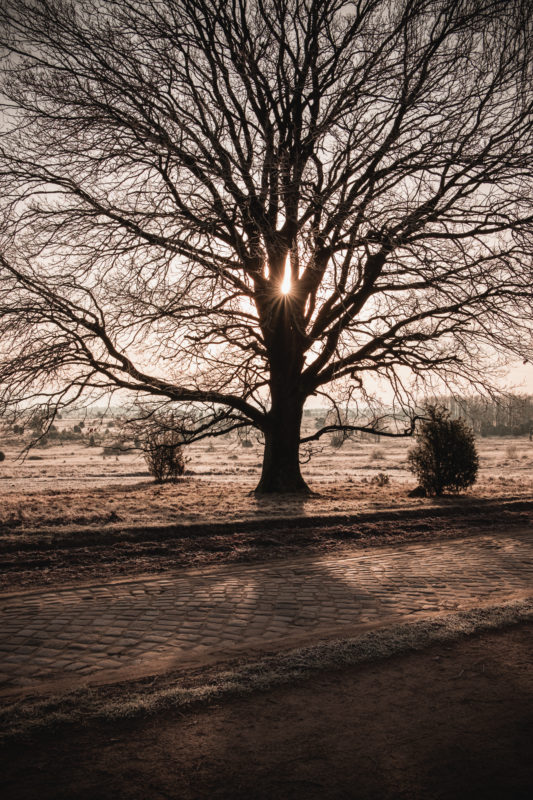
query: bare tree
[{"left": 0, "top": 0, "right": 532, "bottom": 492}]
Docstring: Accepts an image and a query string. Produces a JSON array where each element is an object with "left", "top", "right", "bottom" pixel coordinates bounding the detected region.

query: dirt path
[{"left": 2, "top": 623, "right": 532, "bottom": 800}]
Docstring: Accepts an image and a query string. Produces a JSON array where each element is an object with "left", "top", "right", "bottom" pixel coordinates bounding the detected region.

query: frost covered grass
[{"left": 0, "top": 436, "right": 532, "bottom": 533}]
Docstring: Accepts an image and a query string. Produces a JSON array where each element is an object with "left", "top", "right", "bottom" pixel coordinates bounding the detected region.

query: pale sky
[{"left": 504, "top": 362, "right": 533, "bottom": 394}]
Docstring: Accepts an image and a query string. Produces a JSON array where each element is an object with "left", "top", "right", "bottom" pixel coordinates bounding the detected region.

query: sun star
[{"left": 281, "top": 257, "right": 291, "bottom": 295}]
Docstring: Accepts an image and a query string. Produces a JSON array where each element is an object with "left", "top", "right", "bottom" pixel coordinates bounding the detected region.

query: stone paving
[{"left": 1, "top": 530, "right": 532, "bottom": 697}]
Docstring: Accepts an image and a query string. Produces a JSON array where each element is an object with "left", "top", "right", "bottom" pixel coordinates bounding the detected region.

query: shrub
[
  {"left": 370, "top": 447, "right": 385, "bottom": 461},
  {"left": 143, "top": 429, "right": 185, "bottom": 482},
  {"left": 58, "top": 428, "right": 77, "bottom": 441},
  {"left": 371, "top": 471, "right": 389, "bottom": 486},
  {"left": 505, "top": 444, "right": 518, "bottom": 460},
  {"left": 407, "top": 405, "right": 478, "bottom": 495},
  {"left": 102, "top": 443, "right": 125, "bottom": 456},
  {"left": 0, "top": 451, "right": 5, "bottom": 462}
]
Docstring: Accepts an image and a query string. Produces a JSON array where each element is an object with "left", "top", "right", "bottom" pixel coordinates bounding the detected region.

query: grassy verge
[
  {"left": 2, "top": 499, "right": 531, "bottom": 593},
  {"left": 2, "top": 598, "right": 531, "bottom": 742},
  {"left": 2, "top": 496, "right": 533, "bottom": 552}
]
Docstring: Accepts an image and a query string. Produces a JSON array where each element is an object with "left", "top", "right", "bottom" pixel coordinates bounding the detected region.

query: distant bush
[
  {"left": 143, "top": 429, "right": 185, "bottom": 482},
  {"left": 370, "top": 447, "right": 385, "bottom": 461},
  {"left": 371, "top": 471, "right": 389, "bottom": 486},
  {"left": 12, "top": 424, "right": 24, "bottom": 435},
  {"left": 102, "top": 444, "right": 125, "bottom": 456},
  {"left": 58, "top": 428, "right": 79, "bottom": 441},
  {"left": 408, "top": 405, "right": 478, "bottom": 496},
  {"left": 505, "top": 444, "right": 518, "bottom": 460},
  {"left": 330, "top": 432, "right": 344, "bottom": 448}
]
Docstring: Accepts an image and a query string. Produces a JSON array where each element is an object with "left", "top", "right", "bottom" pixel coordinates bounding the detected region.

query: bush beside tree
[
  {"left": 142, "top": 429, "right": 185, "bottom": 483},
  {"left": 408, "top": 405, "right": 479, "bottom": 496}
]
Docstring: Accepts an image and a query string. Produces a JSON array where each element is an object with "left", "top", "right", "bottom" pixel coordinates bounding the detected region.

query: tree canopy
[{"left": 0, "top": 0, "right": 532, "bottom": 491}]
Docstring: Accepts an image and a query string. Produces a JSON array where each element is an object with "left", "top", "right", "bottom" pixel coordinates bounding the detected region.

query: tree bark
[
  {"left": 254, "top": 287, "right": 310, "bottom": 494},
  {"left": 255, "top": 393, "right": 310, "bottom": 493}
]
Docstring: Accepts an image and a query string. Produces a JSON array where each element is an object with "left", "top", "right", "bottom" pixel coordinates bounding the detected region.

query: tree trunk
[
  {"left": 255, "top": 393, "right": 310, "bottom": 494},
  {"left": 254, "top": 281, "right": 310, "bottom": 494}
]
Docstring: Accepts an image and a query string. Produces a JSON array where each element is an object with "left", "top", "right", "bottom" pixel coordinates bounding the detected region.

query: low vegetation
[
  {"left": 408, "top": 405, "right": 479, "bottom": 496},
  {"left": 142, "top": 430, "right": 185, "bottom": 483}
]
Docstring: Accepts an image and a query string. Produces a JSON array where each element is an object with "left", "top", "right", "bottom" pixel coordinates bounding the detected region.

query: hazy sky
[{"left": 505, "top": 362, "right": 533, "bottom": 394}]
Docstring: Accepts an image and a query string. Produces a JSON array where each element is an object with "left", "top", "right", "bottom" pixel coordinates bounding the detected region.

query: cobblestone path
[{"left": 1, "top": 530, "right": 532, "bottom": 696}]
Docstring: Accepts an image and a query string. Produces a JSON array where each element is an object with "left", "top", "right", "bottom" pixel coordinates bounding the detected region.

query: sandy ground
[
  {"left": 0, "top": 435, "right": 532, "bottom": 531},
  {"left": 2, "top": 623, "right": 532, "bottom": 800}
]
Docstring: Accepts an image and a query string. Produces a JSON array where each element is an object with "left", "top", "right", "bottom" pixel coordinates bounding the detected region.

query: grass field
[{"left": 0, "top": 432, "right": 531, "bottom": 531}]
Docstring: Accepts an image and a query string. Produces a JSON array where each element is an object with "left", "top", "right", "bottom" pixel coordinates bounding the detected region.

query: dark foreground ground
[{"left": 2, "top": 623, "right": 532, "bottom": 800}]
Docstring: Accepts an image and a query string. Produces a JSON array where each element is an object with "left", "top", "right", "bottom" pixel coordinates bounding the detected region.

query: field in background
[{"left": 0, "top": 427, "right": 532, "bottom": 530}]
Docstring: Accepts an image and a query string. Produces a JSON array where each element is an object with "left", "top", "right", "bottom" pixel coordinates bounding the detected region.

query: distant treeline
[
  {"left": 305, "top": 396, "right": 533, "bottom": 439},
  {"left": 442, "top": 395, "right": 533, "bottom": 437}
]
